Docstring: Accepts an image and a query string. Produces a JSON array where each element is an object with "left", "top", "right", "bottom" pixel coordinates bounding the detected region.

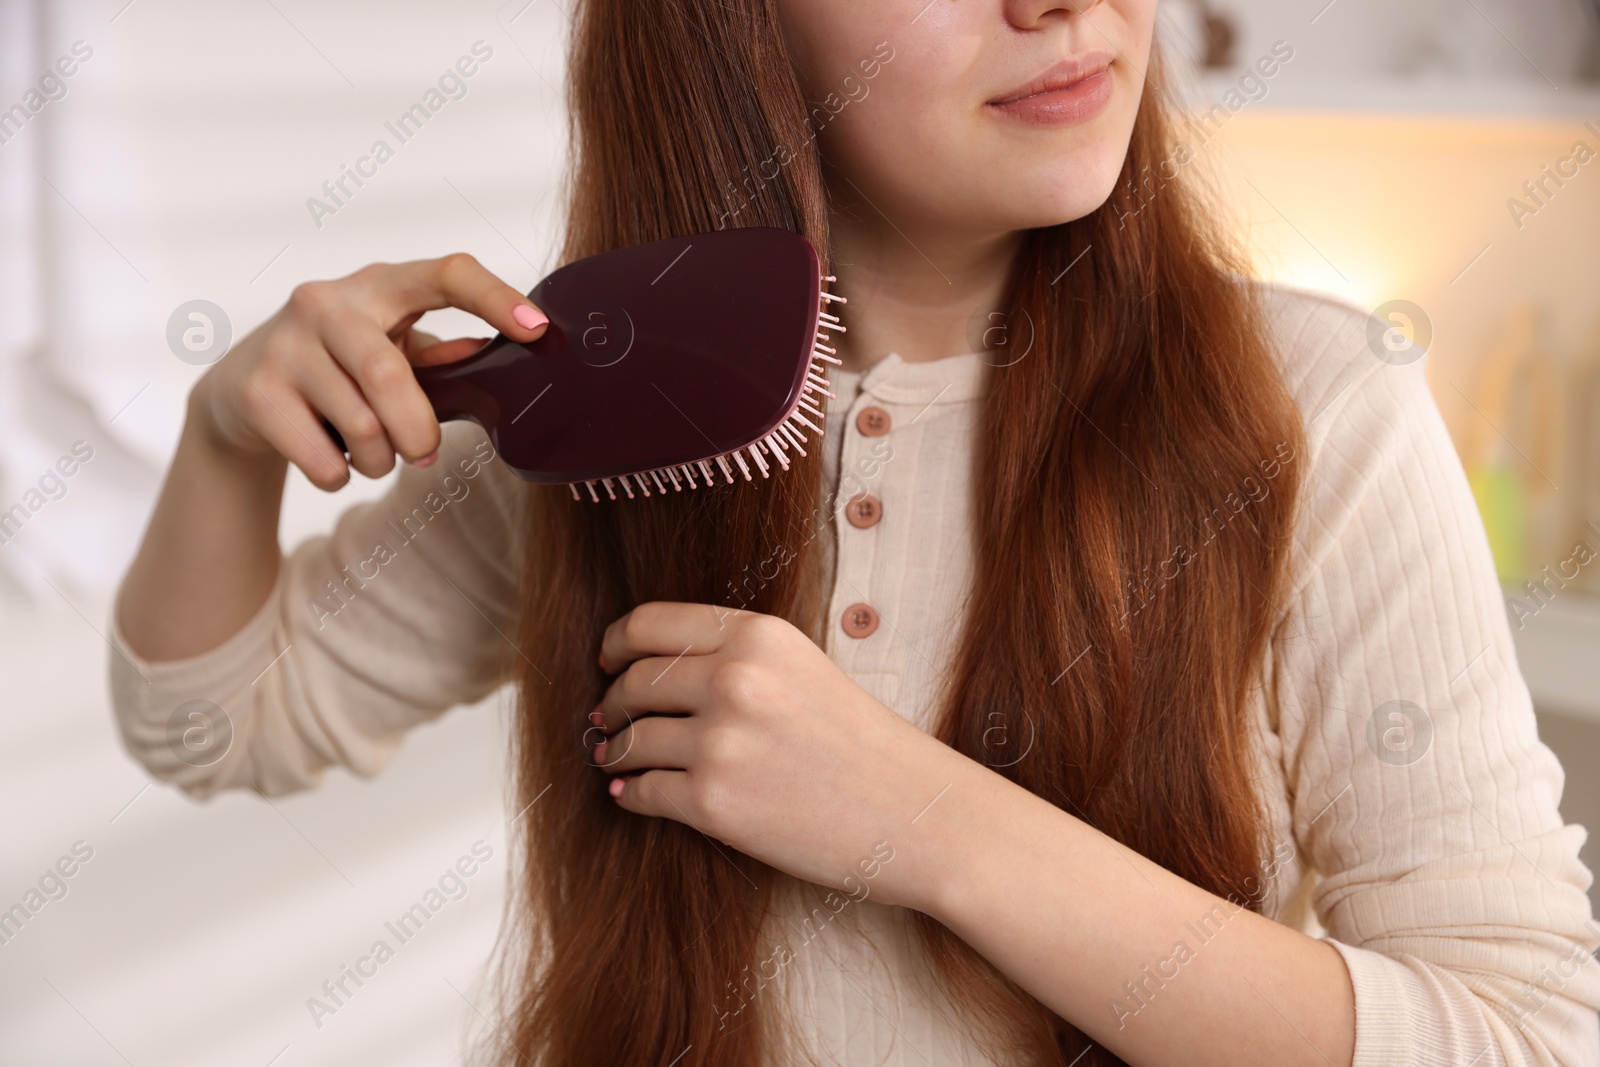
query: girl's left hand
[{"left": 592, "top": 601, "right": 974, "bottom": 909}]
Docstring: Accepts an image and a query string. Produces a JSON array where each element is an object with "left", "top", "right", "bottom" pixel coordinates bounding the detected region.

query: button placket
[
  {"left": 834, "top": 393, "right": 893, "bottom": 645},
  {"left": 824, "top": 351, "right": 987, "bottom": 730}
]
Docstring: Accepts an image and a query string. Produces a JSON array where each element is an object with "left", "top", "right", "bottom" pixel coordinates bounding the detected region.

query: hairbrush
[{"left": 319, "top": 226, "right": 844, "bottom": 501}]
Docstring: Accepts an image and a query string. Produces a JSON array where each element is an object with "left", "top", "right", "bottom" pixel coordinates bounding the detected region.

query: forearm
[
  {"left": 903, "top": 759, "right": 1355, "bottom": 1067},
  {"left": 116, "top": 383, "right": 289, "bottom": 661}
]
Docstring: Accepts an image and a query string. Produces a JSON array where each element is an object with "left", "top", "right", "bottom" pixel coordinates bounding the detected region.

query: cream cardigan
[{"left": 108, "top": 283, "right": 1600, "bottom": 1066}]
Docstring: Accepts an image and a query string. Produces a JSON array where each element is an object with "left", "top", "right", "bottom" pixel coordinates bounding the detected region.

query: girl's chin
[{"left": 974, "top": 193, "right": 1119, "bottom": 233}]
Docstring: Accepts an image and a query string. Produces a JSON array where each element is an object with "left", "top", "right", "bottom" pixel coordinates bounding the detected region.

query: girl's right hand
[{"left": 193, "top": 253, "right": 549, "bottom": 490}]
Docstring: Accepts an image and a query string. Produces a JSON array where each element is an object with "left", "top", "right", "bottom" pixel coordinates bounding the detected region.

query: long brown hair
[{"left": 490, "top": 1, "right": 1306, "bottom": 1064}]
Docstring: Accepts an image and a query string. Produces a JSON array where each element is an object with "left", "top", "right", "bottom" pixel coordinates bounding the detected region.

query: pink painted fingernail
[
  {"left": 608, "top": 777, "right": 625, "bottom": 798},
  {"left": 512, "top": 304, "right": 547, "bottom": 331},
  {"left": 415, "top": 450, "right": 438, "bottom": 468},
  {"left": 589, "top": 709, "right": 604, "bottom": 727},
  {"left": 594, "top": 740, "right": 608, "bottom": 764}
]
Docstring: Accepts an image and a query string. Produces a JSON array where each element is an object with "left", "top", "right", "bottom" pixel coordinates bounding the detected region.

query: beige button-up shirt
[{"left": 109, "top": 284, "right": 1600, "bottom": 1066}]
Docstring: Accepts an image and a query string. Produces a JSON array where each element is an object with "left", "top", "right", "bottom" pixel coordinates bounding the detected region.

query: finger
[
  {"left": 410, "top": 336, "right": 490, "bottom": 367},
  {"left": 297, "top": 358, "right": 400, "bottom": 479},
  {"left": 595, "top": 714, "right": 696, "bottom": 774},
  {"left": 599, "top": 602, "right": 733, "bottom": 674},
  {"left": 609, "top": 769, "right": 693, "bottom": 822},
  {"left": 319, "top": 316, "right": 439, "bottom": 465},
  {"left": 597, "top": 655, "right": 709, "bottom": 730},
  {"left": 245, "top": 384, "right": 350, "bottom": 491},
  {"left": 376, "top": 253, "right": 548, "bottom": 344}
]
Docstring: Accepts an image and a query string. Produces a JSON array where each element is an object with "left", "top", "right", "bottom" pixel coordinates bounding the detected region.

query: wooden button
[
  {"left": 855, "top": 406, "right": 891, "bottom": 436},
  {"left": 841, "top": 602, "right": 879, "bottom": 638},
  {"left": 844, "top": 494, "right": 882, "bottom": 529}
]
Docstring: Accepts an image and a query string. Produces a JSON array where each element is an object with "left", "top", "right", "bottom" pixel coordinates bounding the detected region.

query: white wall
[{"left": 1208, "top": 0, "right": 1594, "bottom": 81}]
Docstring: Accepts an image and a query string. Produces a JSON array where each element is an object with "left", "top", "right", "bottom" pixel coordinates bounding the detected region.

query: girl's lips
[{"left": 986, "top": 67, "right": 1114, "bottom": 126}]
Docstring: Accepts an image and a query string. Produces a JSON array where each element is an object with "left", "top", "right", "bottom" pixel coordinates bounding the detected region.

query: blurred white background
[
  {"left": 1, "top": 1, "right": 568, "bottom": 1064},
  {"left": 1, "top": 0, "right": 1597, "bottom": 1064}
]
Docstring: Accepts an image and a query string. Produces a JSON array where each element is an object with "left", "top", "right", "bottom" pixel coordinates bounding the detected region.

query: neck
[{"left": 824, "top": 194, "right": 1023, "bottom": 373}]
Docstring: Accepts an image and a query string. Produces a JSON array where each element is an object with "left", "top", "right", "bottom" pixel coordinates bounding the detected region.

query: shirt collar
[{"left": 828, "top": 349, "right": 991, "bottom": 408}]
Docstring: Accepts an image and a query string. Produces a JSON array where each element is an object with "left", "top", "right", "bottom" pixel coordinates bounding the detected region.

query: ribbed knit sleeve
[
  {"left": 106, "top": 419, "right": 528, "bottom": 799},
  {"left": 1264, "top": 290, "right": 1600, "bottom": 1067}
]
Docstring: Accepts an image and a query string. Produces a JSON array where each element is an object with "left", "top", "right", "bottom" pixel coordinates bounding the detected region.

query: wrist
[
  {"left": 885, "top": 744, "right": 1031, "bottom": 923},
  {"left": 186, "top": 376, "right": 282, "bottom": 468}
]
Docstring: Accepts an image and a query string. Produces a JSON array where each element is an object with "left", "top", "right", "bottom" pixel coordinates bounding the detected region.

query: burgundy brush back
[{"left": 324, "top": 227, "right": 822, "bottom": 485}]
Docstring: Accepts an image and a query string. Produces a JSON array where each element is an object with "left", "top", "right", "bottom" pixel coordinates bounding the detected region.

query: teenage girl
[{"left": 111, "top": 1, "right": 1600, "bottom": 1064}]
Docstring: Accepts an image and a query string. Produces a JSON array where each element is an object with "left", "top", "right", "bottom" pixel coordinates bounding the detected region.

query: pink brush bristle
[{"left": 573, "top": 273, "right": 844, "bottom": 501}]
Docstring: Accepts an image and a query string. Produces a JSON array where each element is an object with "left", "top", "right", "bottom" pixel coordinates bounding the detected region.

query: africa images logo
[{"left": 1367, "top": 700, "right": 1434, "bottom": 767}]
